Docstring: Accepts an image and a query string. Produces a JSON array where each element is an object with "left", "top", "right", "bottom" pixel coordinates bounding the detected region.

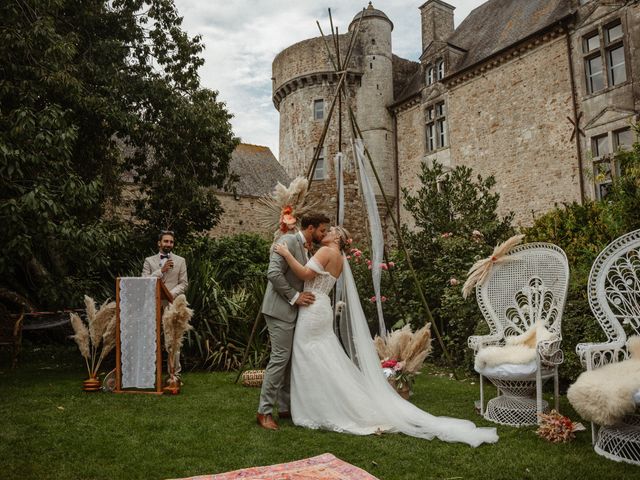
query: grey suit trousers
[{"left": 257, "top": 313, "right": 295, "bottom": 414}]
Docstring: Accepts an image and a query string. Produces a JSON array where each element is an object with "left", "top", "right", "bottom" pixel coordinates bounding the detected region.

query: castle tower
[
  {"left": 271, "top": 3, "right": 396, "bottom": 239},
  {"left": 349, "top": 3, "right": 395, "bottom": 204}
]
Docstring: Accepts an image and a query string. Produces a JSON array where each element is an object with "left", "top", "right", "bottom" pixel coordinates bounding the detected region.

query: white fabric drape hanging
[
  {"left": 353, "top": 139, "right": 386, "bottom": 336},
  {"left": 119, "top": 277, "right": 158, "bottom": 389}
]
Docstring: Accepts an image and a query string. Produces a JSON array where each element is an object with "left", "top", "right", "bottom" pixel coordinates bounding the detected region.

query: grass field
[{"left": 0, "top": 346, "right": 636, "bottom": 480}]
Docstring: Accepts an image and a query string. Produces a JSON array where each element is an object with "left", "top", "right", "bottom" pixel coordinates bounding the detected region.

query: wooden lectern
[{"left": 114, "top": 277, "right": 173, "bottom": 394}]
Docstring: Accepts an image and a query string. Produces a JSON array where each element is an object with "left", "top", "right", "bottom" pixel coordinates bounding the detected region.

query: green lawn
[{"left": 0, "top": 347, "right": 637, "bottom": 480}]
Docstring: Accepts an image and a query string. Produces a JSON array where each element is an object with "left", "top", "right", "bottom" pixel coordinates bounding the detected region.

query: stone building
[
  {"left": 272, "top": 0, "right": 640, "bottom": 231},
  {"left": 209, "top": 143, "right": 291, "bottom": 238}
]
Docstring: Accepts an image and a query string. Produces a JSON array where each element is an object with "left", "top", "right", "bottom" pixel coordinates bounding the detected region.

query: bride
[{"left": 273, "top": 225, "right": 498, "bottom": 447}]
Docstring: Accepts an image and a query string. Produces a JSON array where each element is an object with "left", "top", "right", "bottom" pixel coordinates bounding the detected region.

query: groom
[{"left": 257, "top": 213, "right": 329, "bottom": 430}]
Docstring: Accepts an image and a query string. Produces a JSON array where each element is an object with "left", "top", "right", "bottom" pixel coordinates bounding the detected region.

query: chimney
[{"left": 419, "top": 0, "right": 455, "bottom": 52}]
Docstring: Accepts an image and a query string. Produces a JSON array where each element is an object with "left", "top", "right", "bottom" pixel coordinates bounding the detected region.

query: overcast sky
[{"left": 173, "top": 0, "right": 487, "bottom": 159}]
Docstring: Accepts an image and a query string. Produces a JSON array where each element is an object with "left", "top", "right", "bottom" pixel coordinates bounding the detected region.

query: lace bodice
[{"left": 303, "top": 258, "right": 337, "bottom": 296}]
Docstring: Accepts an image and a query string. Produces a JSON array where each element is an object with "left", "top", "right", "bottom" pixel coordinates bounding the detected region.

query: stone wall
[
  {"left": 272, "top": 35, "right": 355, "bottom": 93},
  {"left": 396, "top": 103, "right": 426, "bottom": 229},
  {"left": 447, "top": 36, "right": 581, "bottom": 225},
  {"left": 208, "top": 194, "right": 272, "bottom": 239}
]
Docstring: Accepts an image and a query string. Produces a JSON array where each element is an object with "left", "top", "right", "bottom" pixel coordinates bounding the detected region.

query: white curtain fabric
[
  {"left": 119, "top": 277, "right": 158, "bottom": 389},
  {"left": 353, "top": 139, "right": 386, "bottom": 336}
]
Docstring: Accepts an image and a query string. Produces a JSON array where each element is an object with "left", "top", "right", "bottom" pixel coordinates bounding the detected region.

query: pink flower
[
  {"left": 440, "top": 232, "right": 453, "bottom": 238},
  {"left": 346, "top": 255, "right": 351, "bottom": 260},
  {"left": 369, "top": 296, "right": 377, "bottom": 303},
  {"left": 354, "top": 250, "right": 362, "bottom": 257},
  {"left": 380, "top": 263, "right": 388, "bottom": 270},
  {"left": 449, "top": 277, "right": 460, "bottom": 286},
  {"left": 368, "top": 264, "right": 372, "bottom": 270},
  {"left": 388, "top": 262, "right": 395, "bottom": 268},
  {"left": 381, "top": 296, "right": 387, "bottom": 302},
  {"left": 393, "top": 361, "right": 406, "bottom": 372},
  {"left": 366, "top": 259, "right": 372, "bottom": 265}
]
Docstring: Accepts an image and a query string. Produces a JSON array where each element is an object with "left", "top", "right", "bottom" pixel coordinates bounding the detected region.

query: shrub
[{"left": 180, "top": 233, "right": 271, "bottom": 370}]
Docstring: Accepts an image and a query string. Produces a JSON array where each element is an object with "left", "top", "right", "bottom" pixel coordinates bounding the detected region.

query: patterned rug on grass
[{"left": 173, "top": 453, "right": 380, "bottom": 480}]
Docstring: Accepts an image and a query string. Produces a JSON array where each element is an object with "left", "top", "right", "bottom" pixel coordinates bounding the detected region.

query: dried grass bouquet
[
  {"left": 374, "top": 324, "right": 432, "bottom": 389},
  {"left": 69, "top": 295, "right": 117, "bottom": 380}
]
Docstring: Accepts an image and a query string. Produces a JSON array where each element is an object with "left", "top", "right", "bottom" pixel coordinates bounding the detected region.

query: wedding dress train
[{"left": 290, "top": 258, "right": 499, "bottom": 447}]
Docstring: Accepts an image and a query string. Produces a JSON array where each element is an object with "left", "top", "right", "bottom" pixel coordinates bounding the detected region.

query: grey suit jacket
[
  {"left": 142, "top": 253, "right": 188, "bottom": 297},
  {"left": 261, "top": 233, "right": 307, "bottom": 323}
]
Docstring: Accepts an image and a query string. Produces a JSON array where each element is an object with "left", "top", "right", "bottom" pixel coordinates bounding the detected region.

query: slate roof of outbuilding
[{"left": 225, "top": 144, "right": 290, "bottom": 197}]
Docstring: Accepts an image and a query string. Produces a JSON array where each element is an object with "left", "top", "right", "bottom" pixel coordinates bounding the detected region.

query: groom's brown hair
[{"left": 300, "top": 213, "right": 330, "bottom": 229}]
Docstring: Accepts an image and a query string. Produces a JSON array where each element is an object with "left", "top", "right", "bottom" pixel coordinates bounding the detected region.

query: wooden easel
[{"left": 114, "top": 277, "right": 173, "bottom": 395}]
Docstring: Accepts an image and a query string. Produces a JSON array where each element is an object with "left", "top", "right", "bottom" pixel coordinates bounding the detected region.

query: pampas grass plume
[
  {"left": 162, "top": 294, "right": 194, "bottom": 356},
  {"left": 70, "top": 312, "right": 90, "bottom": 360}
]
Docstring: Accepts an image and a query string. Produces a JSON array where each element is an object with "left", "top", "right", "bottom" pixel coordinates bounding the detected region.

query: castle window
[
  {"left": 614, "top": 128, "right": 633, "bottom": 151},
  {"left": 425, "top": 101, "right": 447, "bottom": 152},
  {"left": 371, "top": 38, "right": 376, "bottom": 45},
  {"left": 436, "top": 59, "right": 445, "bottom": 80},
  {"left": 586, "top": 56, "right": 604, "bottom": 93},
  {"left": 313, "top": 99, "right": 324, "bottom": 121},
  {"left": 426, "top": 66, "right": 434, "bottom": 85},
  {"left": 592, "top": 134, "right": 609, "bottom": 157},
  {"left": 583, "top": 20, "right": 627, "bottom": 94},
  {"left": 312, "top": 147, "right": 325, "bottom": 180}
]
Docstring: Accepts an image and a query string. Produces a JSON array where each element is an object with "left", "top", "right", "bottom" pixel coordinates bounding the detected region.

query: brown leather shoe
[
  {"left": 256, "top": 413, "right": 279, "bottom": 430},
  {"left": 278, "top": 411, "right": 291, "bottom": 419}
]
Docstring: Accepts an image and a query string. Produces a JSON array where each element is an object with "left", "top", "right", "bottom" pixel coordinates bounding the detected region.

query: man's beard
[{"left": 161, "top": 246, "right": 173, "bottom": 254}]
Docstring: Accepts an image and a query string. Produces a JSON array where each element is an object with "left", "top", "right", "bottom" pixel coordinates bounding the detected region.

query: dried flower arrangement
[
  {"left": 69, "top": 296, "right": 117, "bottom": 387},
  {"left": 161, "top": 294, "right": 193, "bottom": 393},
  {"left": 374, "top": 324, "right": 432, "bottom": 393},
  {"left": 536, "top": 410, "right": 585, "bottom": 443}
]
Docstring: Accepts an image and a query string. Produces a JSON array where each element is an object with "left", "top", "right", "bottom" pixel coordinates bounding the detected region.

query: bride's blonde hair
[{"left": 333, "top": 226, "right": 352, "bottom": 253}]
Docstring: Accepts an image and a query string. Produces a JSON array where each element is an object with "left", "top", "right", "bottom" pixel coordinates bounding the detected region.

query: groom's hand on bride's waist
[{"left": 295, "top": 292, "right": 315, "bottom": 306}]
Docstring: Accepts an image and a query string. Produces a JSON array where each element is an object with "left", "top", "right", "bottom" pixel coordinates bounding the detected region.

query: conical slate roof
[{"left": 350, "top": 2, "right": 393, "bottom": 31}]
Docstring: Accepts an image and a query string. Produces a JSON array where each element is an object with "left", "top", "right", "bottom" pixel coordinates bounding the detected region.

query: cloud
[{"left": 174, "top": 0, "right": 486, "bottom": 158}]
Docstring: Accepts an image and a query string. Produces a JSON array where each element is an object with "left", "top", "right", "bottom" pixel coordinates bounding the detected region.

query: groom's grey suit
[{"left": 258, "top": 232, "right": 308, "bottom": 415}]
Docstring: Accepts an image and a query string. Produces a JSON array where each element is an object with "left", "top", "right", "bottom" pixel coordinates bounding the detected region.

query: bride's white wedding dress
[{"left": 290, "top": 257, "right": 498, "bottom": 447}]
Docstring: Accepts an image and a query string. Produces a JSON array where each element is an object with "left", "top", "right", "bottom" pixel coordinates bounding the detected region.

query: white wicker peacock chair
[
  {"left": 468, "top": 242, "right": 569, "bottom": 427},
  {"left": 572, "top": 229, "right": 640, "bottom": 465}
]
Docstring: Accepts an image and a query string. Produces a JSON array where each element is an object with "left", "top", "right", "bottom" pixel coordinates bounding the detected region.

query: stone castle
[{"left": 271, "top": 0, "right": 639, "bottom": 237}]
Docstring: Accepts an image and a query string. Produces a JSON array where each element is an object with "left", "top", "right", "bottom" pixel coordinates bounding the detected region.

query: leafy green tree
[
  {"left": 0, "top": 0, "right": 237, "bottom": 309},
  {"left": 400, "top": 161, "right": 514, "bottom": 365}
]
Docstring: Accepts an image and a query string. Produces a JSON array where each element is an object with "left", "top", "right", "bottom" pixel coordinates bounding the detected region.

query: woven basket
[{"left": 241, "top": 369, "right": 265, "bottom": 388}]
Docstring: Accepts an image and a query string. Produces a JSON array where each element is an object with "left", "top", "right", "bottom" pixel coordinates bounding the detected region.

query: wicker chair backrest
[
  {"left": 476, "top": 243, "right": 569, "bottom": 340},
  {"left": 588, "top": 228, "right": 640, "bottom": 345}
]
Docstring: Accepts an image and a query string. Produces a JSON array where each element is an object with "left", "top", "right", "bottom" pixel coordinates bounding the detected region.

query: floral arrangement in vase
[
  {"left": 374, "top": 324, "right": 432, "bottom": 398},
  {"left": 69, "top": 296, "right": 117, "bottom": 391}
]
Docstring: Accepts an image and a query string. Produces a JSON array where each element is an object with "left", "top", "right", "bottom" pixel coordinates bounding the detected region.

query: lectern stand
[{"left": 114, "top": 277, "right": 173, "bottom": 394}]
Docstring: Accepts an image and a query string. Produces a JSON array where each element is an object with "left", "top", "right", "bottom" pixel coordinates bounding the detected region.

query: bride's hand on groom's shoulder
[{"left": 274, "top": 243, "right": 290, "bottom": 257}]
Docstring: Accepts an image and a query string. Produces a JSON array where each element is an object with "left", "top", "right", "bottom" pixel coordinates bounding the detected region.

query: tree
[
  {"left": 0, "top": 0, "right": 238, "bottom": 309},
  {"left": 400, "top": 161, "right": 514, "bottom": 366}
]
